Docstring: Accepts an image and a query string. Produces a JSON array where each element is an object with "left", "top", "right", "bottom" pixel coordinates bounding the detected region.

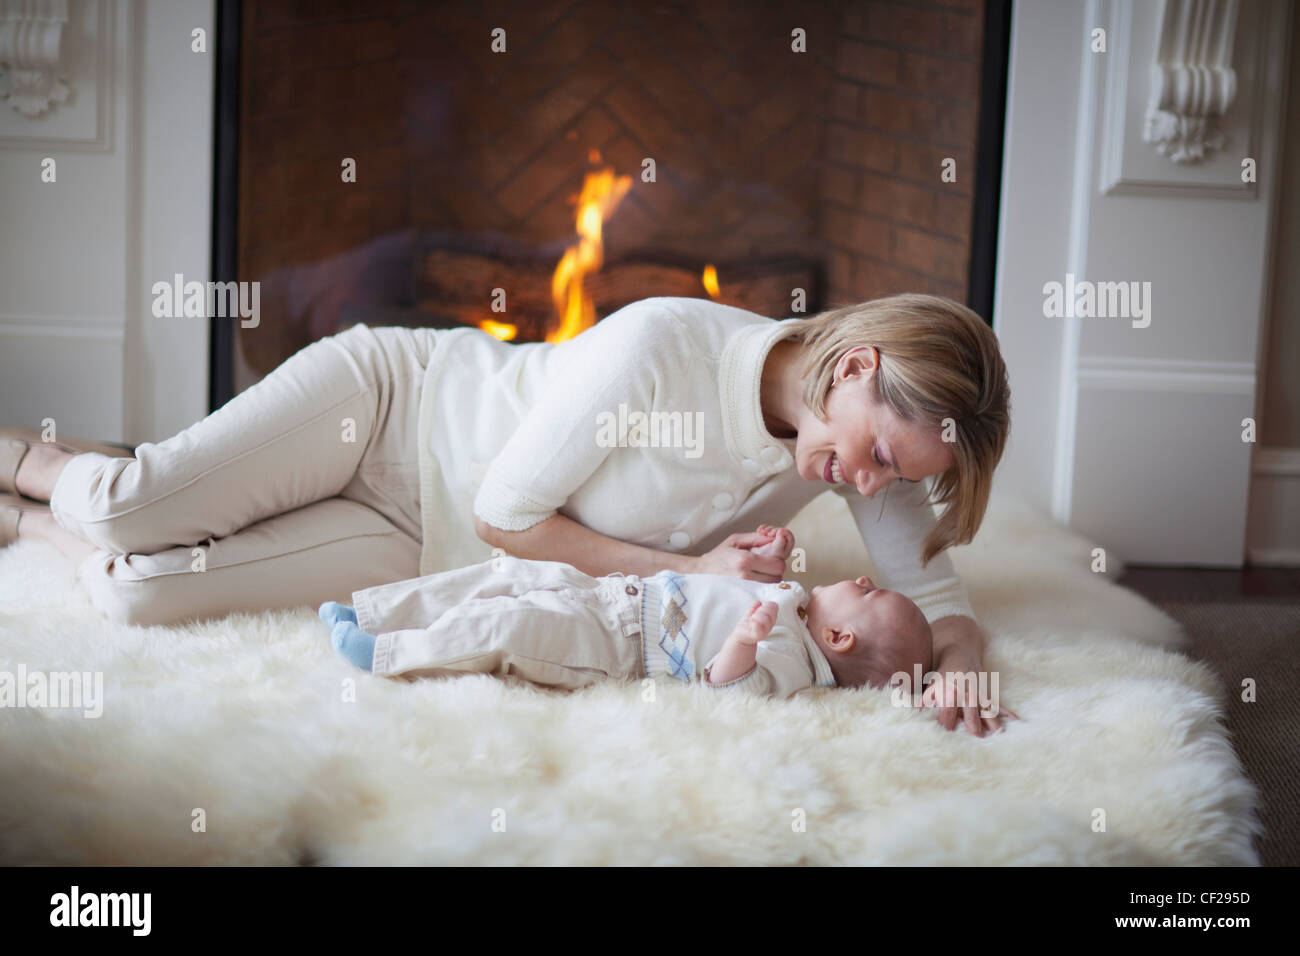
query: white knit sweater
[{"left": 415, "top": 296, "right": 973, "bottom": 624}]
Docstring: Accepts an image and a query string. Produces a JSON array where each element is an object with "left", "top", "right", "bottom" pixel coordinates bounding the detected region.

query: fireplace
[{"left": 212, "top": 0, "right": 1004, "bottom": 404}]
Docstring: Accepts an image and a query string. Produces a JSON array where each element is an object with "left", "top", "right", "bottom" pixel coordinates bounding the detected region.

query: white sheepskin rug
[{"left": 0, "top": 491, "right": 1260, "bottom": 865}]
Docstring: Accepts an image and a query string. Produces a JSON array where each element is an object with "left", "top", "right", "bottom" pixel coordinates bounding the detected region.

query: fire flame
[
  {"left": 479, "top": 319, "right": 517, "bottom": 341},
  {"left": 474, "top": 152, "right": 630, "bottom": 344},
  {"left": 547, "top": 158, "right": 632, "bottom": 343},
  {"left": 702, "top": 264, "right": 720, "bottom": 298}
]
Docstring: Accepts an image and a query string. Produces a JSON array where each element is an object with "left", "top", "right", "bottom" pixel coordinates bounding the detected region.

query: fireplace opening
[{"left": 211, "top": 0, "right": 1004, "bottom": 406}]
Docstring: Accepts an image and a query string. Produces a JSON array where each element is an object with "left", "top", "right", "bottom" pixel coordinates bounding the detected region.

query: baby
[{"left": 320, "top": 525, "right": 933, "bottom": 700}]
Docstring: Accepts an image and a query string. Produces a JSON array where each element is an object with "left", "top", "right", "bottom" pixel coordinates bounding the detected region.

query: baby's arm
[
  {"left": 748, "top": 525, "right": 794, "bottom": 562},
  {"left": 705, "top": 600, "right": 778, "bottom": 685},
  {"left": 707, "top": 526, "right": 790, "bottom": 684}
]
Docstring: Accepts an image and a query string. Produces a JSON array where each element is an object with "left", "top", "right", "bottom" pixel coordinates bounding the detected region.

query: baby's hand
[
  {"left": 706, "top": 600, "right": 777, "bottom": 685},
  {"left": 749, "top": 525, "right": 795, "bottom": 562},
  {"left": 731, "top": 600, "right": 779, "bottom": 645}
]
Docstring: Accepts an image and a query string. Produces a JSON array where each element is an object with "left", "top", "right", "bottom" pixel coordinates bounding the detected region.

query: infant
[{"left": 320, "top": 525, "right": 933, "bottom": 699}]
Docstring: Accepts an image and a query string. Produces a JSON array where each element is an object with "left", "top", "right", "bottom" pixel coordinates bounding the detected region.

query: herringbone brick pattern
[{"left": 235, "top": 0, "right": 984, "bottom": 377}]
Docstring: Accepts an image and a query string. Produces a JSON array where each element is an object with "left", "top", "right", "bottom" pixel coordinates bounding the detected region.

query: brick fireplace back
[{"left": 226, "top": 0, "right": 989, "bottom": 395}]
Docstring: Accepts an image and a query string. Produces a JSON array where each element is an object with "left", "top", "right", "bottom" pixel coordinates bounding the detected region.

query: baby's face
[{"left": 805, "top": 577, "right": 929, "bottom": 665}]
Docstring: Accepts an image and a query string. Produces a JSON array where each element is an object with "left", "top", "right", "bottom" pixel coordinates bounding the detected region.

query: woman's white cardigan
[{"left": 415, "top": 296, "right": 973, "bottom": 624}]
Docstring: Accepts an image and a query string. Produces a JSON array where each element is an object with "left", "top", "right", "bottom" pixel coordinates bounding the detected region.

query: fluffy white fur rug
[{"left": 0, "top": 491, "right": 1260, "bottom": 865}]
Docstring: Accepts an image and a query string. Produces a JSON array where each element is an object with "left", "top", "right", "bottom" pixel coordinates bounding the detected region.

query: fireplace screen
[{"left": 228, "top": 0, "right": 988, "bottom": 395}]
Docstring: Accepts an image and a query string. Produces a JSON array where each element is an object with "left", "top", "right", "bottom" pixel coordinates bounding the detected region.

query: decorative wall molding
[
  {"left": 0, "top": 0, "right": 70, "bottom": 116},
  {"left": 998, "top": 0, "right": 1290, "bottom": 565},
  {"left": 1142, "top": 0, "right": 1240, "bottom": 164},
  {"left": 1076, "top": 356, "right": 1256, "bottom": 393},
  {"left": 0, "top": 0, "right": 111, "bottom": 150},
  {"left": 1097, "top": 0, "right": 1287, "bottom": 199}
]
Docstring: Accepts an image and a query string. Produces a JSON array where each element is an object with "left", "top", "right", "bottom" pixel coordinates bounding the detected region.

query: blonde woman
[{"left": 1, "top": 293, "right": 1010, "bottom": 734}]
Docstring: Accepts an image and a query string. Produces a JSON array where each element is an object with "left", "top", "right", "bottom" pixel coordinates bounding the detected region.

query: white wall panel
[
  {"left": 0, "top": 0, "right": 211, "bottom": 446},
  {"left": 995, "top": 0, "right": 1293, "bottom": 565}
]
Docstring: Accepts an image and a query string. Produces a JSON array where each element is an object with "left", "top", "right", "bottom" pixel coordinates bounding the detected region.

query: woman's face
[{"left": 793, "top": 347, "right": 954, "bottom": 497}]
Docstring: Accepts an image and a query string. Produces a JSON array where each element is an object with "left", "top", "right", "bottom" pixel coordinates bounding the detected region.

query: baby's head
[{"left": 804, "top": 577, "right": 932, "bottom": 689}]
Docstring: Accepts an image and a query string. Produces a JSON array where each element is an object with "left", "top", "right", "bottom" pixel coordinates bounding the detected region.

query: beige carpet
[
  {"left": 0, "top": 491, "right": 1261, "bottom": 864},
  {"left": 1158, "top": 601, "right": 1300, "bottom": 866}
]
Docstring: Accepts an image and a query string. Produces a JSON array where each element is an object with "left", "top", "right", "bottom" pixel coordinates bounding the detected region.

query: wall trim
[
  {"left": 1247, "top": 445, "right": 1300, "bottom": 567},
  {"left": 1050, "top": 0, "right": 1105, "bottom": 525},
  {"left": 1254, "top": 446, "right": 1300, "bottom": 476},
  {"left": 0, "top": 312, "right": 124, "bottom": 341},
  {"left": 1249, "top": 549, "right": 1300, "bottom": 565},
  {"left": 1076, "top": 356, "right": 1257, "bottom": 393}
]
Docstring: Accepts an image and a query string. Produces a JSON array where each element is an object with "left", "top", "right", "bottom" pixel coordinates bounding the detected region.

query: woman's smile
[{"left": 822, "top": 451, "right": 844, "bottom": 485}]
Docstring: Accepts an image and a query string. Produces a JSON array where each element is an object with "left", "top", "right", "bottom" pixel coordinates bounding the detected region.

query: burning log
[
  {"left": 416, "top": 154, "right": 819, "bottom": 342},
  {"left": 416, "top": 246, "right": 821, "bottom": 342}
]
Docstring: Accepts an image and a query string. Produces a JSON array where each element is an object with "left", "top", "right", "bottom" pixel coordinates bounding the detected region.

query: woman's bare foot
[
  {"left": 0, "top": 427, "right": 134, "bottom": 502},
  {"left": 13, "top": 443, "right": 77, "bottom": 502},
  {"left": 0, "top": 427, "right": 134, "bottom": 459},
  {"left": 1, "top": 495, "right": 96, "bottom": 563}
]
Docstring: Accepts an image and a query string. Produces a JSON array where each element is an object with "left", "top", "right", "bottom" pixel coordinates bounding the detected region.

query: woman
[{"left": 1, "top": 293, "right": 1010, "bottom": 733}]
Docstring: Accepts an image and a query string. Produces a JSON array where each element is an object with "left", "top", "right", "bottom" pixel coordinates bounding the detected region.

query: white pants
[
  {"left": 356, "top": 556, "right": 647, "bottom": 691},
  {"left": 50, "top": 324, "right": 433, "bottom": 626}
]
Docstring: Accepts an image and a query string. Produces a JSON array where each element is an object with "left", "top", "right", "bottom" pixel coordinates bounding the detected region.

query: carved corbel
[
  {"left": 1143, "top": 0, "right": 1240, "bottom": 164},
  {"left": 0, "top": 0, "right": 71, "bottom": 117}
]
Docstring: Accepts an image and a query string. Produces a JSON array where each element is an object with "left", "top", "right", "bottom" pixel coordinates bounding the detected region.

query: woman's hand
[
  {"left": 690, "top": 532, "right": 788, "bottom": 581},
  {"left": 919, "top": 652, "right": 1017, "bottom": 738},
  {"left": 921, "top": 615, "right": 1019, "bottom": 737}
]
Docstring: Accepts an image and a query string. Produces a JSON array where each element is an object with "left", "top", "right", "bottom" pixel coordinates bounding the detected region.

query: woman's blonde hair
[{"left": 786, "top": 293, "right": 1010, "bottom": 565}]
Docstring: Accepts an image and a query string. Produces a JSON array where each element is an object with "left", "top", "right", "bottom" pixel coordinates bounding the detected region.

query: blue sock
[
  {"left": 331, "top": 620, "right": 376, "bottom": 672},
  {"left": 319, "top": 601, "right": 358, "bottom": 627}
]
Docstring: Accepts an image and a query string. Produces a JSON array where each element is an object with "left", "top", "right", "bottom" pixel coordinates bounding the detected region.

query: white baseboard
[
  {"left": 1247, "top": 447, "right": 1300, "bottom": 567},
  {"left": 1248, "top": 548, "right": 1300, "bottom": 566},
  {"left": 1253, "top": 447, "right": 1300, "bottom": 476}
]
